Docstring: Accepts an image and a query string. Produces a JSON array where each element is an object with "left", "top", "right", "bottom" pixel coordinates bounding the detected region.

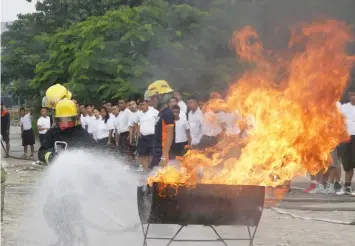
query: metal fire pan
[{"left": 137, "top": 183, "right": 265, "bottom": 227}]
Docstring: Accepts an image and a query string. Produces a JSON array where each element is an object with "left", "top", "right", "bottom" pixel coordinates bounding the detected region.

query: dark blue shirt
[{"left": 154, "top": 107, "right": 175, "bottom": 148}]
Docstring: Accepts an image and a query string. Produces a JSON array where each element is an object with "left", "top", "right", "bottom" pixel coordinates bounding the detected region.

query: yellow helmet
[
  {"left": 147, "top": 80, "right": 173, "bottom": 97},
  {"left": 55, "top": 99, "right": 77, "bottom": 118},
  {"left": 44, "top": 84, "right": 72, "bottom": 109}
]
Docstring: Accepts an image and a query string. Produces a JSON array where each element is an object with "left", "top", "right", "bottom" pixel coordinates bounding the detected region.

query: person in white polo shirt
[
  {"left": 79, "top": 104, "right": 87, "bottom": 129},
  {"left": 128, "top": 100, "right": 140, "bottom": 157},
  {"left": 174, "top": 91, "right": 187, "bottom": 114},
  {"left": 336, "top": 90, "right": 355, "bottom": 196},
  {"left": 172, "top": 105, "right": 191, "bottom": 157},
  {"left": 92, "top": 107, "right": 114, "bottom": 146},
  {"left": 169, "top": 97, "right": 187, "bottom": 121},
  {"left": 84, "top": 104, "right": 96, "bottom": 135},
  {"left": 20, "top": 108, "right": 35, "bottom": 159},
  {"left": 110, "top": 104, "right": 120, "bottom": 146},
  {"left": 187, "top": 96, "right": 203, "bottom": 147},
  {"left": 116, "top": 99, "right": 131, "bottom": 153},
  {"left": 37, "top": 107, "right": 51, "bottom": 145},
  {"left": 137, "top": 100, "right": 159, "bottom": 171}
]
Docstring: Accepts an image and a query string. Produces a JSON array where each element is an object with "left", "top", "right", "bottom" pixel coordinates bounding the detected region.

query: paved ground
[{"left": 1, "top": 127, "right": 355, "bottom": 246}]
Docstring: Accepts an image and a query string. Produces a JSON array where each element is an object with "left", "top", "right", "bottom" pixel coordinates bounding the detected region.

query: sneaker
[
  {"left": 335, "top": 186, "right": 351, "bottom": 196},
  {"left": 334, "top": 182, "right": 342, "bottom": 192},
  {"left": 351, "top": 191, "right": 355, "bottom": 197},
  {"left": 304, "top": 182, "right": 317, "bottom": 193},
  {"left": 324, "top": 183, "right": 335, "bottom": 194},
  {"left": 308, "top": 184, "right": 325, "bottom": 194}
]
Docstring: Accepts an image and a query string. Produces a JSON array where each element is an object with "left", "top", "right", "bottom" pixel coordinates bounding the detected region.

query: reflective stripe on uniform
[{"left": 44, "top": 152, "right": 52, "bottom": 164}]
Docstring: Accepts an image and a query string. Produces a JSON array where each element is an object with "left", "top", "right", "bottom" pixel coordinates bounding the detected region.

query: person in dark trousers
[
  {"left": 1, "top": 102, "right": 10, "bottom": 157},
  {"left": 20, "top": 108, "right": 35, "bottom": 159},
  {"left": 171, "top": 105, "right": 191, "bottom": 158},
  {"left": 37, "top": 107, "right": 51, "bottom": 145},
  {"left": 93, "top": 107, "right": 114, "bottom": 147},
  {"left": 38, "top": 99, "right": 96, "bottom": 165},
  {"left": 116, "top": 99, "right": 131, "bottom": 153},
  {"left": 146, "top": 80, "right": 175, "bottom": 168},
  {"left": 336, "top": 91, "right": 355, "bottom": 196}
]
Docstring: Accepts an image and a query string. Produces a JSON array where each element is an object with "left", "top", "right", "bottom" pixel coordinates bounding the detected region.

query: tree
[
  {"left": 1, "top": 0, "right": 144, "bottom": 104},
  {"left": 31, "top": 1, "right": 210, "bottom": 103}
]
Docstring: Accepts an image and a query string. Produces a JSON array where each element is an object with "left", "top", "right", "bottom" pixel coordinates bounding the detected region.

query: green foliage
[
  {"left": 4, "top": 0, "right": 355, "bottom": 104},
  {"left": 1, "top": 0, "right": 144, "bottom": 104},
  {"left": 31, "top": 1, "right": 216, "bottom": 103}
]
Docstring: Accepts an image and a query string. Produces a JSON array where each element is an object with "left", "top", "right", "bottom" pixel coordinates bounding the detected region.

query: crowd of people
[{"left": 1, "top": 82, "right": 355, "bottom": 197}]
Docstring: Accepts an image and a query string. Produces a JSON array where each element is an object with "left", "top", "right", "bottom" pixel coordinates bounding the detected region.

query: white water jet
[{"left": 17, "top": 149, "right": 144, "bottom": 246}]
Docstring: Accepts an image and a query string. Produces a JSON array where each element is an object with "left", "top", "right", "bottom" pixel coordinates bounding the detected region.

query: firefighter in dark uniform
[
  {"left": 146, "top": 80, "right": 175, "bottom": 168},
  {"left": 38, "top": 98, "right": 96, "bottom": 164}
]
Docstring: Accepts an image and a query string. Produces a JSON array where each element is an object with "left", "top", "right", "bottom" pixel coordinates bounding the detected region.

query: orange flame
[{"left": 148, "top": 20, "right": 354, "bottom": 191}]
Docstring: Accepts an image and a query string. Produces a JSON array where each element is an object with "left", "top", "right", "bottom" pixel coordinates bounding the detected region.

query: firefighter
[
  {"left": 146, "top": 80, "right": 175, "bottom": 168},
  {"left": 38, "top": 98, "right": 96, "bottom": 165}
]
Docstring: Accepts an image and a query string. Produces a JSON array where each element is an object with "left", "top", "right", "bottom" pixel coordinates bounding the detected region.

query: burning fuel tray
[{"left": 137, "top": 182, "right": 265, "bottom": 246}]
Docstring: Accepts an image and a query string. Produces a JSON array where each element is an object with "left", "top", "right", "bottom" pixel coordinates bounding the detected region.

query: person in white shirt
[
  {"left": 116, "top": 99, "right": 131, "bottom": 153},
  {"left": 20, "top": 108, "right": 35, "bottom": 159},
  {"left": 137, "top": 100, "right": 159, "bottom": 171},
  {"left": 187, "top": 96, "right": 203, "bottom": 147},
  {"left": 84, "top": 104, "right": 96, "bottom": 135},
  {"left": 92, "top": 107, "right": 114, "bottom": 146},
  {"left": 79, "top": 104, "right": 87, "bottom": 129},
  {"left": 172, "top": 105, "right": 191, "bottom": 157},
  {"left": 128, "top": 100, "right": 140, "bottom": 153},
  {"left": 169, "top": 97, "right": 187, "bottom": 121},
  {"left": 174, "top": 91, "right": 187, "bottom": 114},
  {"left": 336, "top": 91, "right": 355, "bottom": 196},
  {"left": 110, "top": 104, "right": 119, "bottom": 146},
  {"left": 37, "top": 107, "right": 51, "bottom": 145},
  {"left": 104, "top": 102, "right": 115, "bottom": 119},
  {"left": 197, "top": 109, "right": 225, "bottom": 149}
]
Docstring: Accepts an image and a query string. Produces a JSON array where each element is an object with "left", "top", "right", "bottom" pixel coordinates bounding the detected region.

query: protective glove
[{"left": 44, "top": 151, "right": 57, "bottom": 165}]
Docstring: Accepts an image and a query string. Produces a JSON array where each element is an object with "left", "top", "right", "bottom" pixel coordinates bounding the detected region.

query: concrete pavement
[{"left": 1, "top": 127, "right": 355, "bottom": 246}]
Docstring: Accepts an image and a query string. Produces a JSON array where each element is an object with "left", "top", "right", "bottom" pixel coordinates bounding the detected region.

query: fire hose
[{"left": 271, "top": 207, "right": 355, "bottom": 225}]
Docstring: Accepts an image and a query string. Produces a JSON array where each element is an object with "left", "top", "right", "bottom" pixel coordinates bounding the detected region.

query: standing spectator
[
  {"left": 105, "top": 102, "right": 114, "bottom": 118},
  {"left": 187, "top": 96, "right": 203, "bottom": 147},
  {"left": 84, "top": 104, "right": 95, "bottom": 135},
  {"left": 92, "top": 107, "right": 114, "bottom": 146},
  {"left": 174, "top": 91, "right": 187, "bottom": 114},
  {"left": 147, "top": 80, "right": 175, "bottom": 168},
  {"left": 169, "top": 97, "right": 187, "bottom": 120},
  {"left": 20, "top": 108, "right": 35, "bottom": 159},
  {"left": 37, "top": 107, "right": 51, "bottom": 145},
  {"left": 172, "top": 105, "right": 191, "bottom": 157},
  {"left": 116, "top": 99, "right": 131, "bottom": 153},
  {"left": 336, "top": 91, "right": 355, "bottom": 196},
  {"left": 79, "top": 104, "right": 87, "bottom": 129},
  {"left": 137, "top": 100, "right": 158, "bottom": 171},
  {"left": 1, "top": 102, "right": 10, "bottom": 157},
  {"left": 196, "top": 109, "right": 224, "bottom": 149},
  {"left": 111, "top": 104, "right": 120, "bottom": 146},
  {"left": 128, "top": 100, "right": 140, "bottom": 153}
]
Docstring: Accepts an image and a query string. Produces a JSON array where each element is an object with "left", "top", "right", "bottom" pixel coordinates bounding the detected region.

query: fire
[{"left": 148, "top": 20, "right": 355, "bottom": 189}]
